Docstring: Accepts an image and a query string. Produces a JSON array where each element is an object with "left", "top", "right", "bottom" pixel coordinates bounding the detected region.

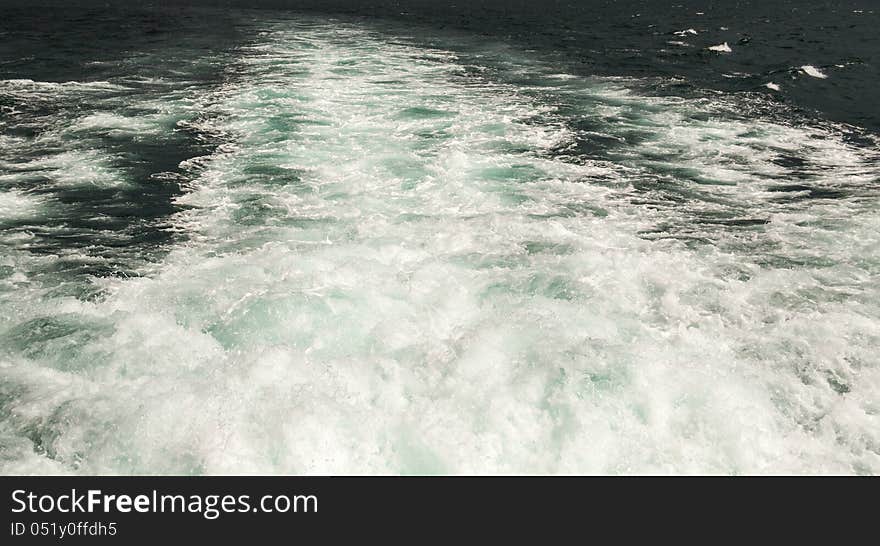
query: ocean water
[{"left": 0, "top": 2, "right": 878, "bottom": 474}]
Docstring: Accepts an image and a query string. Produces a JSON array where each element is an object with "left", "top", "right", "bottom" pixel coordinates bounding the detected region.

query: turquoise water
[{"left": 1, "top": 12, "right": 879, "bottom": 474}]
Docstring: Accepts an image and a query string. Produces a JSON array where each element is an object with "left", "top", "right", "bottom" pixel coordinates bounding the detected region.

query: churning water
[{"left": 1, "top": 4, "right": 879, "bottom": 474}]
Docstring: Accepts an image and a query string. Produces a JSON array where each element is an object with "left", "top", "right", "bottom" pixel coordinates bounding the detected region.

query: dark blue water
[{"left": 4, "top": 1, "right": 880, "bottom": 130}]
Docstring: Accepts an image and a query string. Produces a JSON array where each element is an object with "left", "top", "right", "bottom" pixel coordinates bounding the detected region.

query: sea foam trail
[{"left": 0, "top": 18, "right": 878, "bottom": 474}]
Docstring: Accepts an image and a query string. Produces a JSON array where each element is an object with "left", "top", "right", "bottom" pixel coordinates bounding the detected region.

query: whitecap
[
  {"left": 800, "top": 65, "right": 828, "bottom": 79},
  {"left": 0, "top": 189, "right": 45, "bottom": 220},
  {"left": 708, "top": 42, "right": 732, "bottom": 53},
  {"left": 68, "top": 112, "right": 157, "bottom": 136},
  {"left": 0, "top": 78, "right": 124, "bottom": 91}
]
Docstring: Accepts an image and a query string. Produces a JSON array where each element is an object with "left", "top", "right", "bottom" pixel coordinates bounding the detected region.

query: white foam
[
  {"left": 800, "top": 65, "right": 828, "bottom": 79},
  {"left": 765, "top": 82, "right": 781, "bottom": 91},
  {"left": 1, "top": 17, "right": 878, "bottom": 475},
  {"left": 0, "top": 189, "right": 45, "bottom": 220},
  {"left": 0, "top": 78, "right": 125, "bottom": 94},
  {"left": 15, "top": 150, "right": 129, "bottom": 189},
  {"left": 69, "top": 112, "right": 157, "bottom": 135},
  {"left": 708, "top": 42, "right": 733, "bottom": 53}
]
